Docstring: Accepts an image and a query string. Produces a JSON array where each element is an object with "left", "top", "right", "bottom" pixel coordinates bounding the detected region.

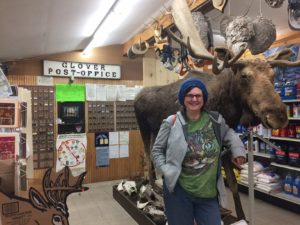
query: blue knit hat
[{"left": 178, "top": 78, "right": 208, "bottom": 105}]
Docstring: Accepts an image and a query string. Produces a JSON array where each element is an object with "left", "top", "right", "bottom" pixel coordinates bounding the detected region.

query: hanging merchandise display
[{"left": 265, "top": 0, "right": 285, "bottom": 8}]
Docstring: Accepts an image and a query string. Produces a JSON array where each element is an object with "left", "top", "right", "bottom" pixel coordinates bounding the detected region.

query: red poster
[{"left": 0, "top": 136, "right": 15, "bottom": 160}]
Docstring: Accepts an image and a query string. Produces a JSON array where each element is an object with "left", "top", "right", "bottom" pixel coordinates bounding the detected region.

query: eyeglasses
[{"left": 185, "top": 94, "right": 202, "bottom": 100}]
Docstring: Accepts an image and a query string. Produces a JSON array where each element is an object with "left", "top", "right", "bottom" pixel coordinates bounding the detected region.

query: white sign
[{"left": 43, "top": 60, "right": 121, "bottom": 79}]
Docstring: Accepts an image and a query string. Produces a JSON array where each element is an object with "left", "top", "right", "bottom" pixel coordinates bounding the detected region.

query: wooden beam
[{"left": 122, "top": 0, "right": 209, "bottom": 56}]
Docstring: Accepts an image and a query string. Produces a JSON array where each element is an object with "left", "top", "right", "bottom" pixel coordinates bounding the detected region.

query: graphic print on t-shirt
[{"left": 182, "top": 120, "right": 219, "bottom": 175}]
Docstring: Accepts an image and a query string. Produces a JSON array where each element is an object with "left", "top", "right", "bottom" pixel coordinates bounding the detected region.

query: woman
[{"left": 151, "top": 78, "right": 246, "bottom": 225}]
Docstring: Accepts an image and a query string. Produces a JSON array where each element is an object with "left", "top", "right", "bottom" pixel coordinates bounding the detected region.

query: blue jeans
[{"left": 163, "top": 182, "right": 221, "bottom": 225}]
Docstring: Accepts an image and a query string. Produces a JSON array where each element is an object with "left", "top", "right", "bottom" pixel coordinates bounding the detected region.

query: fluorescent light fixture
[
  {"left": 82, "top": 0, "right": 119, "bottom": 55},
  {"left": 82, "top": 0, "right": 117, "bottom": 37}
]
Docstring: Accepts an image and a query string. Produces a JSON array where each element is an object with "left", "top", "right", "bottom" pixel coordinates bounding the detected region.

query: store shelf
[
  {"left": 235, "top": 181, "right": 300, "bottom": 213},
  {"left": 282, "top": 99, "right": 300, "bottom": 103},
  {"left": 288, "top": 117, "right": 300, "bottom": 120},
  {"left": 275, "top": 192, "right": 300, "bottom": 205},
  {"left": 270, "top": 162, "right": 300, "bottom": 172},
  {"left": 238, "top": 181, "right": 300, "bottom": 205},
  {"left": 268, "top": 136, "right": 300, "bottom": 142},
  {"left": 254, "top": 152, "right": 271, "bottom": 158},
  {"left": 247, "top": 151, "right": 271, "bottom": 158}
]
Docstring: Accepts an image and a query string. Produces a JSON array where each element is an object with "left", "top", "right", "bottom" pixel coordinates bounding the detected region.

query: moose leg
[
  {"left": 222, "top": 154, "right": 246, "bottom": 220},
  {"left": 139, "top": 128, "right": 156, "bottom": 186},
  {"left": 148, "top": 134, "right": 157, "bottom": 187}
]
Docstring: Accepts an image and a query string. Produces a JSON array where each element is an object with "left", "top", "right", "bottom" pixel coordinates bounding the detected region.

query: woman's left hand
[{"left": 232, "top": 156, "right": 246, "bottom": 169}]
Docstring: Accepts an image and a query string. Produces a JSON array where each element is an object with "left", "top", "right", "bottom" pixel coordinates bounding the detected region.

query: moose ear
[{"left": 29, "top": 187, "right": 49, "bottom": 211}]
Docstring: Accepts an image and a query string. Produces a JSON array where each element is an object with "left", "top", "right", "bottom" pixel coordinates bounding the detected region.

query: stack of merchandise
[
  {"left": 239, "top": 161, "right": 267, "bottom": 186},
  {"left": 221, "top": 167, "right": 241, "bottom": 181},
  {"left": 256, "top": 171, "right": 282, "bottom": 193}
]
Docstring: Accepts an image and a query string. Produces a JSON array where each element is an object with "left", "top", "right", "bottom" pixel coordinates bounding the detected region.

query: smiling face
[{"left": 184, "top": 87, "right": 204, "bottom": 113}]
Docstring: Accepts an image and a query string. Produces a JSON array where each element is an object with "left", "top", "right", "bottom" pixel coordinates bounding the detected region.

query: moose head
[{"left": 0, "top": 166, "right": 88, "bottom": 225}]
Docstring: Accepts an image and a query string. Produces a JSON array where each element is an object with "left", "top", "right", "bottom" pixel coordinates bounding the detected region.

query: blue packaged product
[
  {"left": 283, "top": 81, "right": 297, "bottom": 100},
  {"left": 292, "top": 176, "right": 300, "bottom": 198},
  {"left": 284, "top": 174, "right": 293, "bottom": 195},
  {"left": 274, "top": 82, "right": 284, "bottom": 98}
]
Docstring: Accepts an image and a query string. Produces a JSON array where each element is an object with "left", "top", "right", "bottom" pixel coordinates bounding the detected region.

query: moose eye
[
  {"left": 52, "top": 215, "right": 62, "bottom": 224},
  {"left": 241, "top": 73, "right": 251, "bottom": 82}
]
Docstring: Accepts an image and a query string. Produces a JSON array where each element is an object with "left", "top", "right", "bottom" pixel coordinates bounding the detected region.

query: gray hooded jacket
[{"left": 151, "top": 110, "right": 246, "bottom": 207}]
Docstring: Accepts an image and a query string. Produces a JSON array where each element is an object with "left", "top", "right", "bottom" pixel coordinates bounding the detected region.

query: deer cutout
[{"left": 0, "top": 166, "right": 88, "bottom": 225}]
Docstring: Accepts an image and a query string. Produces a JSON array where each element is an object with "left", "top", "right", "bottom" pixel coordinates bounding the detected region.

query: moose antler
[
  {"left": 43, "top": 167, "right": 88, "bottom": 217},
  {"left": 169, "top": 0, "right": 246, "bottom": 74},
  {"left": 267, "top": 48, "right": 300, "bottom": 67}
]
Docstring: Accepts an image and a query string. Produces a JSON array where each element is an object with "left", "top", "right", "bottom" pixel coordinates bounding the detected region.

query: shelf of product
[
  {"left": 253, "top": 152, "right": 271, "bottom": 158},
  {"left": 270, "top": 162, "right": 300, "bottom": 172},
  {"left": 283, "top": 99, "right": 300, "bottom": 103},
  {"left": 237, "top": 181, "right": 300, "bottom": 205},
  {"left": 288, "top": 117, "right": 300, "bottom": 120},
  {"left": 269, "top": 136, "right": 300, "bottom": 142}
]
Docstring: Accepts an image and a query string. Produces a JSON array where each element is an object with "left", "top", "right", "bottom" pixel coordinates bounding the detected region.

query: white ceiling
[{"left": 0, "top": 0, "right": 296, "bottom": 63}]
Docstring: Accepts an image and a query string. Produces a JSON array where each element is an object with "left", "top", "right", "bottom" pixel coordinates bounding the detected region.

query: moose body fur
[{"left": 134, "top": 58, "right": 288, "bottom": 220}]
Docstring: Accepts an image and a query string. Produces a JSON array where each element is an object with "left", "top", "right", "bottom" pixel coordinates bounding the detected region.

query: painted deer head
[{"left": 0, "top": 166, "right": 88, "bottom": 225}]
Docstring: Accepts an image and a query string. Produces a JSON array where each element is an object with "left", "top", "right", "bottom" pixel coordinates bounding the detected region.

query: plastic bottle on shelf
[
  {"left": 297, "top": 82, "right": 300, "bottom": 99},
  {"left": 269, "top": 145, "right": 276, "bottom": 161},
  {"left": 274, "top": 82, "right": 284, "bottom": 98},
  {"left": 292, "top": 175, "right": 300, "bottom": 198},
  {"left": 287, "top": 145, "right": 300, "bottom": 167},
  {"left": 275, "top": 145, "right": 288, "bottom": 164},
  {"left": 293, "top": 103, "right": 300, "bottom": 118},
  {"left": 284, "top": 173, "right": 293, "bottom": 195},
  {"left": 296, "top": 125, "right": 300, "bottom": 139},
  {"left": 283, "top": 80, "right": 297, "bottom": 100}
]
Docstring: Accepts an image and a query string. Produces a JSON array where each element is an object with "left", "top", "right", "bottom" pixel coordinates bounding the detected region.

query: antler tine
[
  {"left": 42, "top": 167, "right": 87, "bottom": 216},
  {"left": 267, "top": 48, "right": 300, "bottom": 67},
  {"left": 171, "top": 0, "right": 214, "bottom": 60},
  {"left": 228, "top": 45, "right": 247, "bottom": 66},
  {"left": 268, "top": 60, "right": 300, "bottom": 67},
  {"left": 171, "top": 0, "right": 228, "bottom": 73}
]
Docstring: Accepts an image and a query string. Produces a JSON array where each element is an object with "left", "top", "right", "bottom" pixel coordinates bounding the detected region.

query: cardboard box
[{"left": 0, "top": 159, "right": 15, "bottom": 194}]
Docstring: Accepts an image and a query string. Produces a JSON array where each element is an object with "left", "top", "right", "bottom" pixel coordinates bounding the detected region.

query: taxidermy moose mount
[
  {"left": 0, "top": 167, "right": 87, "bottom": 225},
  {"left": 134, "top": 0, "right": 300, "bottom": 221}
]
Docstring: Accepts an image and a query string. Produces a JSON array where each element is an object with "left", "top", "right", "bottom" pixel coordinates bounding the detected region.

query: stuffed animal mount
[{"left": 0, "top": 166, "right": 88, "bottom": 225}]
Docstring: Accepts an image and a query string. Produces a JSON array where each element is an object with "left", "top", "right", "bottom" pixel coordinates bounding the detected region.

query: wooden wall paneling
[
  {"left": 143, "top": 50, "right": 158, "bottom": 87},
  {"left": 85, "top": 133, "right": 94, "bottom": 183},
  {"left": 155, "top": 56, "right": 179, "bottom": 85},
  {"left": 85, "top": 131, "right": 144, "bottom": 184},
  {"left": 7, "top": 75, "right": 37, "bottom": 86},
  {"left": 6, "top": 45, "right": 143, "bottom": 81},
  {"left": 272, "top": 32, "right": 300, "bottom": 47},
  {"left": 128, "top": 130, "right": 144, "bottom": 178},
  {"left": 7, "top": 75, "right": 143, "bottom": 87},
  {"left": 143, "top": 49, "right": 179, "bottom": 87}
]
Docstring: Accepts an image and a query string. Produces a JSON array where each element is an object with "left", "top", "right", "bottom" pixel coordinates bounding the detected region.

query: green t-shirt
[{"left": 179, "top": 111, "right": 220, "bottom": 198}]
